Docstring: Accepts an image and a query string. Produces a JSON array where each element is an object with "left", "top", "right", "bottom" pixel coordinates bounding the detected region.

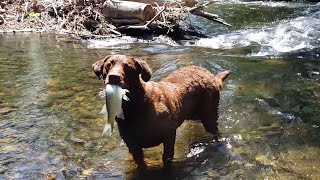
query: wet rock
[
  {"left": 265, "top": 59, "right": 287, "bottom": 65},
  {"left": 54, "top": 90, "right": 75, "bottom": 99},
  {"left": 71, "top": 86, "right": 84, "bottom": 91},
  {"left": 14, "top": 122, "right": 34, "bottom": 129},
  {"left": 0, "top": 9, "right": 6, "bottom": 14},
  {"left": 45, "top": 174, "right": 56, "bottom": 180},
  {"left": 0, "top": 2, "right": 6, "bottom": 9},
  {"left": 47, "top": 79, "right": 60, "bottom": 87},
  {"left": 0, "top": 107, "right": 15, "bottom": 115},
  {"left": 82, "top": 168, "right": 94, "bottom": 176},
  {"left": 244, "top": 162, "right": 254, "bottom": 169},
  {"left": 0, "top": 138, "right": 12, "bottom": 144},
  {"left": 255, "top": 155, "right": 274, "bottom": 166},
  {"left": 207, "top": 170, "right": 219, "bottom": 178},
  {"left": 62, "top": 168, "right": 79, "bottom": 178},
  {"left": 75, "top": 96, "right": 85, "bottom": 102},
  {"left": 1, "top": 144, "right": 18, "bottom": 153},
  {"left": 69, "top": 0, "right": 84, "bottom": 6},
  {"left": 69, "top": 134, "right": 86, "bottom": 144}
]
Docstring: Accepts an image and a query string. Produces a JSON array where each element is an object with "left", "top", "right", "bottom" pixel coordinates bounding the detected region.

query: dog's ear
[
  {"left": 214, "top": 70, "right": 230, "bottom": 91},
  {"left": 135, "top": 59, "right": 152, "bottom": 82},
  {"left": 93, "top": 55, "right": 111, "bottom": 80}
]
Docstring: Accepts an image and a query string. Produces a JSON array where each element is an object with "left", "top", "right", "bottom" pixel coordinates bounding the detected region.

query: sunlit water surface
[{"left": 1, "top": 1, "right": 320, "bottom": 179}]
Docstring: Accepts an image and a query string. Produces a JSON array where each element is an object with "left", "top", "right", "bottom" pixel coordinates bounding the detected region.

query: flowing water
[{"left": 1, "top": 1, "right": 320, "bottom": 179}]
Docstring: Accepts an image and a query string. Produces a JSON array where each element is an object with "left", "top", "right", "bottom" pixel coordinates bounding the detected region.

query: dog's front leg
[{"left": 162, "top": 131, "right": 176, "bottom": 168}]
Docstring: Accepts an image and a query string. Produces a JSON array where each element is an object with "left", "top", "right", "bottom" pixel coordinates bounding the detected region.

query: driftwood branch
[
  {"left": 117, "top": 7, "right": 166, "bottom": 31},
  {"left": 146, "top": 6, "right": 166, "bottom": 27},
  {"left": 191, "top": 10, "right": 232, "bottom": 27},
  {"left": 189, "top": 1, "right": 215, "bottom": 13}
]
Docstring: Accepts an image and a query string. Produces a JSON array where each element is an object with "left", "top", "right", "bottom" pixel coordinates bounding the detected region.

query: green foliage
[{"left": 28, "top": 11, "right": 41, "bottom": 18}]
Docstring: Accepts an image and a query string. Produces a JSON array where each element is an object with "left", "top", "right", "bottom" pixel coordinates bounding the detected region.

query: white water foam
[
  {"left": 194, "top": 6, "right": 320, "bottom": 57},
  {"left": 86, "top": 36, "right": 140, "bottom": 49},
  {"left": 215, "top": 0, "right": 309, "bottom": 8}
]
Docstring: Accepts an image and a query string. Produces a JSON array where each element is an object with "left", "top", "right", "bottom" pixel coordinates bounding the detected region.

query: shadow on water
[{"left": 1, "top": 2, "right": 320, "bottom": 178}]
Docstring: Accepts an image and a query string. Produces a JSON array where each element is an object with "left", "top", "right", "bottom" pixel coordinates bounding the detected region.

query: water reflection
[{"left": 0, "top": 29, "right": 320, "bottom": 180}]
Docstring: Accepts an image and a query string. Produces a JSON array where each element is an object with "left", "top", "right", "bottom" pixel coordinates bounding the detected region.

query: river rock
[
  {"left": 0, "top": 17, "right": 3, "bottom": 25},
  {"left": 47, "top": 79, "right": 60, "bottom": 87},
  {"left": 14, "top": 122, "right": 34, "bottom": 129},
  {"left": 71, "top": 86, "right": 84, "bottom": 91},
  {"left": 75, "top": 96, "right": 85, "bottom": 102},
  {"left": 0, "top": 9, "right": 6, "bottom": 14},
  {"left": 0, "top": 107, "right": 15, "bottom": 115},
  {"left": 69, "top": 0, "right": 84, "bottom": 5},
  {"left": 82, "top": 168, "right": 94, "bottom": 176},
  {"left": 0, "top": 1, "right": 6, "bottom": 9}
]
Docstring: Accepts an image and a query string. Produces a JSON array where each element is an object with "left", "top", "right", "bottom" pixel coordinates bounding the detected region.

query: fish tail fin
[
  {"left": 110, "top": 119, "right": 114, "bottom": 132},
  {"left": 102, "top": 123, "right": 112, "bottom": 136},
  {"left": 100, "top": 104, "right": 108, "bottom": 116},
  {"left": 123, "top": 94, "right": 130, "bottom": 101},
  {"left": 122, "top": 89, "right": 129, "bottom": 93},
  {"left": 122, "top": 89, "right": 130, "bottom": 101}
]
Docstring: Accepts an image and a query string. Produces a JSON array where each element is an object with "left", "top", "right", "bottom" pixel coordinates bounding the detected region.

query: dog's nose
[{"left": 108, "top": 74, "right": 121, "bottom": 84}]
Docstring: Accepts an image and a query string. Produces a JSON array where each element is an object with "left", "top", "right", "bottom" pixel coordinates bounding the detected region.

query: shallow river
[{"left": 1, "top": 1, "right": 320, "bottom": 179}]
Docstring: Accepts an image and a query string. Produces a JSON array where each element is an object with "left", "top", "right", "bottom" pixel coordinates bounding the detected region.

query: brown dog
[{"left": 92, "top": 54, "right": 230, "bottom": 167}]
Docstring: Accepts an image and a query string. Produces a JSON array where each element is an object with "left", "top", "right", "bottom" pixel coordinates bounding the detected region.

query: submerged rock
[{"left": 0, "top": 107, "right": 15, "bottom": 115}]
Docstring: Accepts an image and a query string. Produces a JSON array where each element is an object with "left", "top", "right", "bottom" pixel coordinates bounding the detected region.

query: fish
[{"left": 100, "top": 84, "right": 129, "bottom": 136}]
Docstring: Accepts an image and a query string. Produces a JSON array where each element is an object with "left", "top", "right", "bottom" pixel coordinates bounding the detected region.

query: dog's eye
[
  {"left": 106, "top": 63, "right": 112, "bottom": 68},
  {"left": 123, "top": 63, "right": 132, "bottom": 70}
]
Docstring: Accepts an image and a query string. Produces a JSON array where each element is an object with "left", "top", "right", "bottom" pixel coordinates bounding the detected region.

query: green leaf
[{"left": 29, "top": 12, "right": 41, "bottom": 17}]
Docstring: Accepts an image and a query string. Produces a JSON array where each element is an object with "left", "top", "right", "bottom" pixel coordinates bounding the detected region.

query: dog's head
[{"left": 92, "top": 55, "right": 152, "bottom": 88}]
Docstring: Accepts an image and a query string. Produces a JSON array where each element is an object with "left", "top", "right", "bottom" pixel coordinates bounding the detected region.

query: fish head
[{"left": 93, "top": 55, "right": 152, "bottom": 89}]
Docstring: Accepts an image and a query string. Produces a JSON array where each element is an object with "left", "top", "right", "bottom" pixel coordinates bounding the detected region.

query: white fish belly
[{"left": 105, "top": 84, "right": 123, "bottom": 121}]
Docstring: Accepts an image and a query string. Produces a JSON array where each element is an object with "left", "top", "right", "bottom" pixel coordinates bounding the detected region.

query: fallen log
[
  {"left": 126, "top": 0, "right": 198, "bottom": 7},
  {"left": 110, "top": 18, "right": 142, "bottom": 26},
  {"left": 102, "top": 0, "right": 156, "bottom": 22}
]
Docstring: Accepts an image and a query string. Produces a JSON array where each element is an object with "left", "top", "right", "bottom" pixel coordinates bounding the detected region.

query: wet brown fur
[{"left": 92, "top": 54, "right": 230, "bottom": 167}]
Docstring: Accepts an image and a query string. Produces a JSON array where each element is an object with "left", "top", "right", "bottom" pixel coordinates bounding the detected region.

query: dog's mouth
[{"left": 105, "top": 81, "right": 125, "bottom": 88}]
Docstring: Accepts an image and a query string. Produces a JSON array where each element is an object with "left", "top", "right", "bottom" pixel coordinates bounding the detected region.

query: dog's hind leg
[{"left": 162, "top": 131, "right": 176, "bottom": 168}]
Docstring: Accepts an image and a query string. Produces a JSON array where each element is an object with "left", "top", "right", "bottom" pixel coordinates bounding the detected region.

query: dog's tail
[{"left": 214, "top": 70, "right": 230, "bottom": 91}]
